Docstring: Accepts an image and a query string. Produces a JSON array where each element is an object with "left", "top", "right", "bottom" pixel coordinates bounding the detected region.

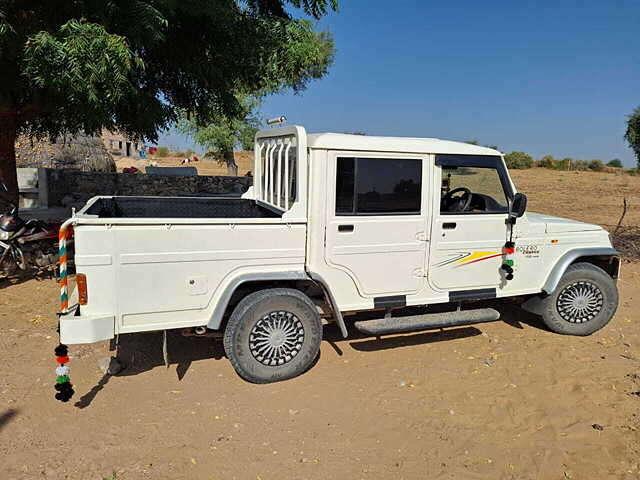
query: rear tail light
[{"left": 76, "top": 274, "right": 88, "bottom": 305}]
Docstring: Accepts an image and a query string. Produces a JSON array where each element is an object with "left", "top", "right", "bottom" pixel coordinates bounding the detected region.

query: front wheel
[
  {"left": 540, "top": 262, "right": 618, "bottom": 336},
  {"left": 223, "top": 288, "right": 322, "bottom": 383}
]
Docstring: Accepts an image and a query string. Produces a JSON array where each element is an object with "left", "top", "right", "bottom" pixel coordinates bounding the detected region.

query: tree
[
  {"left": 177, "top": 95, "right": 261, "bottom": 176},
  {"left": 557, "top": 157, "right": 573, "bottom": 170},
  {"left": 0, "top": 1, "right": 336, "bottom": 203},
  {"left": 504, "top": 151, "right": 533, "bottom": 169},
  {"left": 607, "top": 158, "right": 623, "bottom": 168},
  {"left": 588, "top": 159, "right": 605, "bottom": 171},
  {"left": 624, "top": 106, "right": 640, "bottom": 169},
  {"left": 538, "top": 155, "right": 556, "bottom": 169}
]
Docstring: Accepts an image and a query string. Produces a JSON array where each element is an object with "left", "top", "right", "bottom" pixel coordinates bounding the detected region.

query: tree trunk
[
  {"left": 224, "top": 149, "right": 238, "bottom": 176},
  {"left": 0, "top": 118, "right": 18, "bottom": 206}
]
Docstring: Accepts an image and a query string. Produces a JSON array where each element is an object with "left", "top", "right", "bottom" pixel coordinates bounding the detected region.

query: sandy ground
[
  {"left": 1, "top": 168, "right": 639, "bottom": 480},
  {"left": 510, "top": 168, "right": 640, "bottom": 228}
]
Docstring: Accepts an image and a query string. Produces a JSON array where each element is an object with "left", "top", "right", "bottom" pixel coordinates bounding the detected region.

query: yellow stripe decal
[{"left": 455, "top": 251, "right": 500, "bottom": 265}]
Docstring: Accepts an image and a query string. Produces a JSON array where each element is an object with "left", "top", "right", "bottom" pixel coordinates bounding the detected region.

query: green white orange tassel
[
  {"left": 54, "top": 344, "right": 74, "bottom": 402},
  {"left": 501, "top": 241, "right": 515, "bottom": 280}
]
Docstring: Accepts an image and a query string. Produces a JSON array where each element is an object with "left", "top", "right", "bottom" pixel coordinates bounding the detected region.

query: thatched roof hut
[{"left": 15, "top": 133, "right": 116, "bottom": 172}]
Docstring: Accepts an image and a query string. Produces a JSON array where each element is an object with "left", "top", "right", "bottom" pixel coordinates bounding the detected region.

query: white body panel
[{"left": 59, "top": 127, "right": 617, "bottom": 344}]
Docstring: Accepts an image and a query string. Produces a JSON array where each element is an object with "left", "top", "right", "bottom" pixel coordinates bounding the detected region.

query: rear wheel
[
  {"left": 540, "top": 262, "right": 618, "bottom": 336},
  {"left": 223, "top": 288, "right": 322, "bottom": 383}
]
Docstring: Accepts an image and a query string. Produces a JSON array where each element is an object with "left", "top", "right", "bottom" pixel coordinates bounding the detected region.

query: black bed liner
[{"left": 85, "top": 197, "right": 281, "bottom": 219}]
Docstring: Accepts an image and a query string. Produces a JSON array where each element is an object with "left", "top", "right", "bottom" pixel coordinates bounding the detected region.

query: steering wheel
[{"left": 442, "top": 187, "right": 472, "bottom": 213}]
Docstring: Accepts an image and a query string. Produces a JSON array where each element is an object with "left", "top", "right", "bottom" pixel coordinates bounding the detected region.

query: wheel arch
[
  {"left": 206, "top": 271, "right": 347, "bottom": 337},
  {"left": 542, "top": 247, "right": 620, "bottom": 295}
]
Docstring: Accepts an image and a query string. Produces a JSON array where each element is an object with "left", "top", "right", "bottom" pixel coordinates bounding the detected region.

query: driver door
[{"left": 428, "top": 155, "right": 512, "bottom": 291}]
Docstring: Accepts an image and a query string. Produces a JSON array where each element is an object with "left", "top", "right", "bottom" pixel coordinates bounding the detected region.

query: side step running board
[{"left": 354, "top": 308, "right": 500, "bottom": 336}]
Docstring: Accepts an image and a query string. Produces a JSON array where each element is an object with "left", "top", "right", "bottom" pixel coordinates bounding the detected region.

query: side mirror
[{"left": 510, "top": 192, "right": 527, "bottom": 218}]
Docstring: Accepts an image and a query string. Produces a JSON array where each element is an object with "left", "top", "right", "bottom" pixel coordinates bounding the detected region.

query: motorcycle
[{"left": 0, "top": 182, "right": 62, "bottom": 274}]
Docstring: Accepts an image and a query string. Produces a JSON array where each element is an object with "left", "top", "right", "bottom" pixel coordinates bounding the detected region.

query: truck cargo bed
[{"left": 84, "top": 197, "right": 281, "bottom": 219}]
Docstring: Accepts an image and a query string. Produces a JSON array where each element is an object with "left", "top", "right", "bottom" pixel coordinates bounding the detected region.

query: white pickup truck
[{"left": 58, "top": 125, "right": 620, "bottom": 383}]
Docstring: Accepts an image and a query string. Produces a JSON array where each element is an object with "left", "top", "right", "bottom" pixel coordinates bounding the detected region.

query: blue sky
[{"left": 158, "top": 0, "right": 640, "bottom": 166}]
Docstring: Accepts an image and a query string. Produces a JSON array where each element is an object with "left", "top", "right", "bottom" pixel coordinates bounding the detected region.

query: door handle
[
  {"left": 442, "top": 222, "right": 457, "bottom": 230},
  {"left": 338, "top": 224, "right": 354, "bottom": 232}
]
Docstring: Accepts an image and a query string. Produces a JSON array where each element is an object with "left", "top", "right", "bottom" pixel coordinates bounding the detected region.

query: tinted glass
[
  {"left": 336, "top": 157, "right": 422, "bottom": 215},
  {"left": 336, "top": 157, "right": 355, "bottom": 214}
]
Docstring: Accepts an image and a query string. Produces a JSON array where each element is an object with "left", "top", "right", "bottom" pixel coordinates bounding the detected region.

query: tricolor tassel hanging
[
  {"left": 54, "top": 344, "right": 74, "bottom": 402},
  {"left": 501, "top": 241, "right": 515, "bottom": 280}
]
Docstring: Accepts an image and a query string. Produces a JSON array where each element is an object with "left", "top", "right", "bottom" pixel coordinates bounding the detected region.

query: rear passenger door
[{"left": 325, "top": 152, "right": 429, "bottom": 299}]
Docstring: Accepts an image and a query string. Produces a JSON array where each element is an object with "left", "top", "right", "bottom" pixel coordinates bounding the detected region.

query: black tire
[
  {"left": 223, "top": 288, "right": 322, "bottom": 383},
  {"left": 540, "top": 262, "right": 618, "bottom": 336}
]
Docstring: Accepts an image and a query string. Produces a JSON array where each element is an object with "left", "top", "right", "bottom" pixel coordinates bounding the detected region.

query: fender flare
[
  {"left": 207, "top": 271, "right": 308, "bottom": 329},
  {"left": 541, "top": 247, "right": 619, "bottom": 295},
  {"left": 206, "top": 271, "right": 348, "bottom": 338}
]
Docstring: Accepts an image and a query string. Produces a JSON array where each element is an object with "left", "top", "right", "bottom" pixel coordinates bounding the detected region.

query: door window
[
  {"left": 336, "top": 157, "right": 422, "bottom": 215},
  {"left": 440, "top": 166, "right": 509, "bottom": 214}
]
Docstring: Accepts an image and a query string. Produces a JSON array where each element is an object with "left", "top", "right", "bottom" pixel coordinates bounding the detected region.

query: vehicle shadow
[
  {"left": 0, "top": 269, "right": 57, "bottom": 289},
  {"left": 113, "top": 330, "right": 226, "bottom": 378},
  {"left": 496, "top": 303, "right": 549, "bottom": 331},
  {"left": 322, "top": 301, "right": 550, "bottom": 355},
  {"left": 74, "top": 330, "right": 225, "bottom": 409},
  {"left": 347, "top": 326, "right": 483, "bottom": 352}
]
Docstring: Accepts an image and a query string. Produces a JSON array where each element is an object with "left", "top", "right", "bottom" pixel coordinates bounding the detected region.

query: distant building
[{"left": 102, "top": 130, "right": 145, "bottom": 158}]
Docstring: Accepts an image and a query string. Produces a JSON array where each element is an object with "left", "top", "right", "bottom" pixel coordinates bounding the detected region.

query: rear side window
[{"left": 336, "top": 157, "right": 422, "bottom": 215}]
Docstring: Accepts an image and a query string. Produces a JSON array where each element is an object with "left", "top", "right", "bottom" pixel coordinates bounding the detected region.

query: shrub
[
  {"left": 607, "top": 158, "right": 623, "bottom": 168},
  {"left": 588, "top": 159, "right": 605, "bottom": 171},
  {"left": 555, "top": 157, "right": 572, "bottom": 170},
  {"left": 155, "top": 146, "right": 169, "bottom": 157},
  {"left": 504, "top": 151, "right": 534, "bottom": 169},
  {"left": 538, "top": 155, "right": 556, "bottom": 169},
  {"left": 573, "top": 160, "right": 589, "bottom": 171}
]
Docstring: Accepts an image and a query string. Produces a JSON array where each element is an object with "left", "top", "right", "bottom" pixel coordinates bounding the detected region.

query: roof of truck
[{"left": 306, "top": 132, "right": 502, "bottom": 156}]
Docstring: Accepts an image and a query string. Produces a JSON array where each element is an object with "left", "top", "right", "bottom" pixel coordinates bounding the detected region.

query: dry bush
[{"left": 611, "top": 226, "right": 640, "bottom": 262}]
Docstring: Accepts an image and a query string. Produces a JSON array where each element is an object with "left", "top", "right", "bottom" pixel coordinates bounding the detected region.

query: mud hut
[{"left": 15, "top": 133, "right": 116, "bottom": 172}]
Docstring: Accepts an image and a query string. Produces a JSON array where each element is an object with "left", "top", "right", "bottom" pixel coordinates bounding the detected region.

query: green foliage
[
  {"left": 607, "top": 158, "right": 623, "bottom": 168},
  {"left": 588, "top": 159, "right": 605, "bottom": 171},
  {"left": 538, "top": 155, "right": 556, "bottom": 169},
  {"left": 0, "top": 0, "right": 337, "bottom": 200},
  {"left": 555, "top": 158, "right": 572, "bottom": 170},
  {"left": 154, "top": 147, "right": 169, "bottom": 157},
  {"left": 574, "top": 161, "right": 589, "bottom": 171},
  {"left": 504, "top": 151, "right": 534, "bottom": 169},
  {"left": 625, "top": 106, "right": 640, "bottom": 169},
  {"left": 22, "top": 20, "right": 147, "bottom": 137},
  {"left": 177, "top": 94, "right": 261, "bottom": 174}
]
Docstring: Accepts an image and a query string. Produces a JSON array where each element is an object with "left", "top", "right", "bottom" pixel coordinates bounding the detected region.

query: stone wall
[{"left": 40, "top": 168, "right": 253, "bottom": 208}]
